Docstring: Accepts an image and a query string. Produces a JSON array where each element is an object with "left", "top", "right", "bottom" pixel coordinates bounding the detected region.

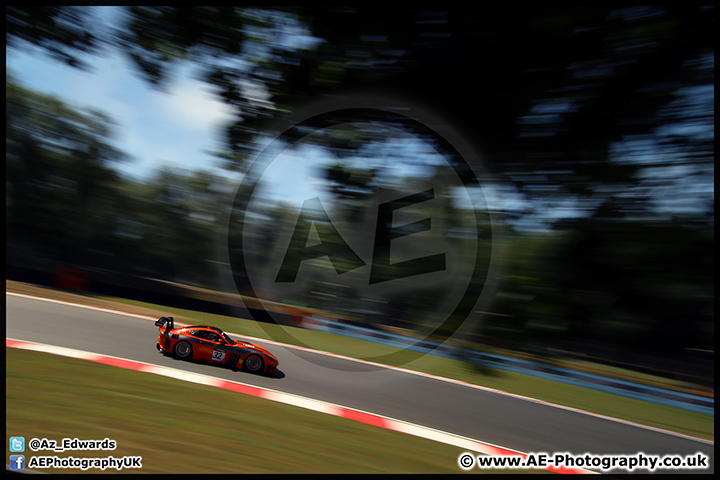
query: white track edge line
[
  {"left": 6, "top": 291, "right": 713, "bottom": 446},
  {"left": 6, "top": 337, "right": 597, "bottom": 474}
]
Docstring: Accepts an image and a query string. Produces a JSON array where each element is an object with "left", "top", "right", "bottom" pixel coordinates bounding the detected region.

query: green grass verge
[
  {"left": 90, "top": 294, "right": 714, "bottom": 442},
  {"left": 7, "top": 348, "right": 541, "bottom": 474}
]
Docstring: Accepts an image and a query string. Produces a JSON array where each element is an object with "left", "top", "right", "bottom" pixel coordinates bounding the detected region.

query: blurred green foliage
[
  {"left": 5, "top": 6, "right": 714, "bottom": 375},
  {"left": 6, "top": 74, "right": 230, "bottom": 286},
  {"left": 482, "top": 220, "right": 713, "bottom": 360}
]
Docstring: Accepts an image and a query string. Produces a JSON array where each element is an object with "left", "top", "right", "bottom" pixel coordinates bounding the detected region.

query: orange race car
[{"left": 155, "top": 317, "right": 279, "bottom": 376}]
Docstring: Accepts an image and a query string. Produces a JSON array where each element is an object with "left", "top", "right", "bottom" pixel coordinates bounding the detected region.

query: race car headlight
[{"left": 264, "top": 354, "right": 278, "bottom": 365}]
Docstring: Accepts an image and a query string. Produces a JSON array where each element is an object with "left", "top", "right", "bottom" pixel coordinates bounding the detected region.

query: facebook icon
[{"left": 10, "top": 454, "right": 25, "bottom": 471}]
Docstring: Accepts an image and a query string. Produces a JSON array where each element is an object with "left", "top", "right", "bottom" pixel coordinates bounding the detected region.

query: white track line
[
  {"left": 6, "top": 337, "right": 594, "bottom": 474},
  {"left": 6, "top": 291, "right": 713, "bottom": 447}
]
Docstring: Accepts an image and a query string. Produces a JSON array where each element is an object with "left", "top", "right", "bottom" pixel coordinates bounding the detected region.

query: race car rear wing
[{"left": 154, "top": 316, "right": 174, "bottom": 332}]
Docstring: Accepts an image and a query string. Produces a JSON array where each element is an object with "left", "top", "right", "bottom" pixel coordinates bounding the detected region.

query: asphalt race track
[{"left": 6, "top": 293, "right": 714, "bottom": 473}]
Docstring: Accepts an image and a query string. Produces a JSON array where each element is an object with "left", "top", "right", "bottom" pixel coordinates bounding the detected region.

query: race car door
[
  {"left": 205, "top": 331, "right": 231, "bottom": 365},
  {"left": 193, "top": 330, "right": 229, "bottom": 365}
]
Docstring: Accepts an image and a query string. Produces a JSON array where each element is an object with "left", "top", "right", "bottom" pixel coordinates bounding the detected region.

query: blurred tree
[
  {"left": 113, "top": 168, "right": 226, "bottom": 285},
  {"left": 6, "top": 74, "right": 225, "bottom": 286},
  {"left": 6, "top": 6, "right": 714, "bottom": 368},
  {"left": 6, "top": 74, "right": 128, "bottom": 263},
  {"left": 6, "top": 6, "right": 103, "bottom": 69},
  {"left": 113, "top": 6, "right": 713, "bottom": 222},
  {"left": 6, "top": 6, "right": 713, "bottom": 221},
  {"left": 481, "top": 219, "right": 713, "bottom": 362}
]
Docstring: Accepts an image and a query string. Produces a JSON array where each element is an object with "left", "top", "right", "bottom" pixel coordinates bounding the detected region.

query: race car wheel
[
  {"left": 173, "top": 341, "right": 193, "bottom": 359},
  {"left": 244, "top": 354, "right": 263, "bottom": 373}
]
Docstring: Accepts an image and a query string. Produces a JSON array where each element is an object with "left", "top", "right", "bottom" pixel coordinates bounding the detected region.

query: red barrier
[{"left": 55, "top": 268, "right": 88, "bottom": 291}]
